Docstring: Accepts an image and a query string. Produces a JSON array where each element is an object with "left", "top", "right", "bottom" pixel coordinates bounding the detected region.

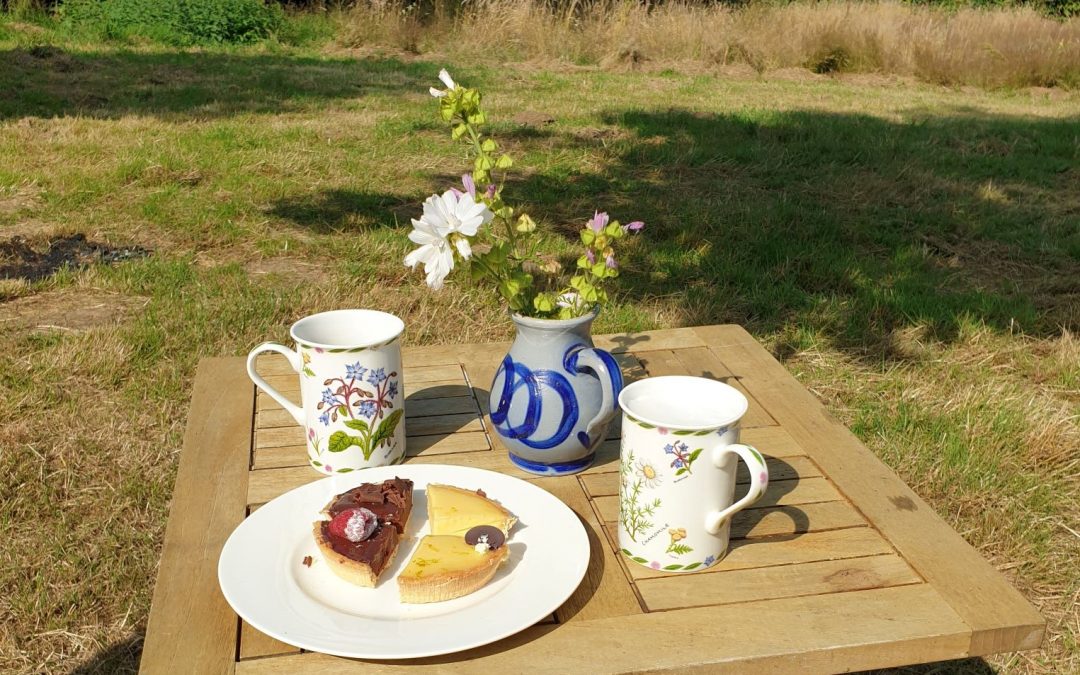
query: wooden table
[{"left": 140, "top": 325, "right": 1044, "bottom": 674}]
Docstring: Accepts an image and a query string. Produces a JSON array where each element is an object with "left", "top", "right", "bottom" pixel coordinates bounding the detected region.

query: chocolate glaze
[
  {"left": 321, "top": 478, "right": 413, "bottom": 570},
  {"left": 326, "top": 477, "right": 413, "bottom": 534},
  {"left": 321, "top": 521, "right": 399, "bottom": 571}
]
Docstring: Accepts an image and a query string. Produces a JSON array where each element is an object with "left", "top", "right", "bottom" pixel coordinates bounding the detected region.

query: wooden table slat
[
  {"left": 598, "top": 500, "right": 871, "bottom": 550},
  {"left": 233, "top": 585, "right": 971, "bottom": 674},
  {"left": 140, "top": 358, "right": 254, "bottom": 675},
  {"left": 239, "top": 619, "right": 301, "bottom": 660},
  {"left": 579, "top": 454, "right": 822, "bottom": 497},
  {"left": 636, "top": 553, "right": 922, "bottom": 611}
]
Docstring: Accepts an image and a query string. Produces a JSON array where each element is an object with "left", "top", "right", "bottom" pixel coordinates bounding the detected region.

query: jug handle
[{"left": 569, "top": 346, "right": 623, "bottom": 447}]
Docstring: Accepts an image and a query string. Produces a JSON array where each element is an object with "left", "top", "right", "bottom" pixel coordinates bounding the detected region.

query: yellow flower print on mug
[{"left": 666, "top": 528, "right": 693, "bottom": 556}]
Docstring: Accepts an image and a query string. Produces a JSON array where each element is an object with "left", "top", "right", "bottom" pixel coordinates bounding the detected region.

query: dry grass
[
  {"left": 339, "top": 0, "right": 1080, "bottom": 88},
  {"left": 783, "top": 324, "right": 1080, "bottom": 672},
  {"left": 0, "top": 35, "right": 1077, "bottom": 673}
]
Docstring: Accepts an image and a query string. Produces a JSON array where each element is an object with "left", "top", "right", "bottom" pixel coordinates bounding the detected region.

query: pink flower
[
  {"left": 315, "top": 347, "right": 324, "bottom": 353},
  {"left": 461, "top": 173, "right": 476, "bottom": 200},
  {"left": 605, "top": 253, "right": 617, "bottom": 269},
  {"left": 649, "top": 561, "right": 660, "bottom": 570},
  {"left": 760, "top": 471, "right": 768, "bottom": 485},
  {"left": 658, "top": 427, "right": 669, "bottom": 435},
  {"left": 588, "top": 211, "right": 609, "bottom": 232},
  {"left": 624, "top": 220, "right": 644, "bottom": 232},
  {"left": 585, "top": 249, "right": 596, "bottom": 265},
  {"left": 308, "top": 428, "right": 315, "bottom": 441},
  {"left": 484, "top": 184, "right": 496, "bottom": 200},
  {"left": 324, "top": 465, "right": 333, "bottom": 473}
]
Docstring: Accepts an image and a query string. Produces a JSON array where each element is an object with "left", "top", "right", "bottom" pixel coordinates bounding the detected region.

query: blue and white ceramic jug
[{"left": 489, "top": 308, "right": 623, "bottom": 475}]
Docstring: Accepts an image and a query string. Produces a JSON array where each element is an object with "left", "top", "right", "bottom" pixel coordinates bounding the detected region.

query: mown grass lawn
[{"left": 0, "top": 26, "right": 1077, "bottom": 674}]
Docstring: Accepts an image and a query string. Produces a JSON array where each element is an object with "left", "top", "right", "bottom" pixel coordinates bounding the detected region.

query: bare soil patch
[
  {"left": 0, "top": 234, "right": 150, "bottom": 282},
  {"left": 0, "top": 290, "right": 149, "bottom": 332}
]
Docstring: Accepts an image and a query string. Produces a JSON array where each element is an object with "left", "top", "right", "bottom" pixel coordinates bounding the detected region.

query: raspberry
[{"left": 328, "top": 507, "right": 377, "bottom": 542}]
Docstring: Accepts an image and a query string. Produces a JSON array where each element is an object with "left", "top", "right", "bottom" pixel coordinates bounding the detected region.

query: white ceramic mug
[
  {"left": 616, "top": 376, "right": 769, "bottom": 572},
  {"left": 247, "top": 309, "right": 406, "bottom": 475}
]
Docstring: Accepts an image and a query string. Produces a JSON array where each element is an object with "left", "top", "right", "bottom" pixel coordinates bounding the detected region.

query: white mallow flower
[
  {"left": 429, "top": 68, "right": 457, "bottom": 98},
  {"left": 404, "top": 190, "right": 493, "bottom": 290},
  {"left": 556, "top": 291, "right": 583, "bottom": 309}
]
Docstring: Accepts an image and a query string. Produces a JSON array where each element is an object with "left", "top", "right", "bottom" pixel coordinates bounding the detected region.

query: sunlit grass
[{"left": 0, "top": 26, "right": 1077, "bottom": 674}]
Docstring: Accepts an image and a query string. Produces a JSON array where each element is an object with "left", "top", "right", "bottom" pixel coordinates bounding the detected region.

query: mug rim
[
  {"left": 618, "top": 375, "right": 748, "bottom": 431},
  {"left": 290, "top": 309, "right": 405, "bottom": 349}
]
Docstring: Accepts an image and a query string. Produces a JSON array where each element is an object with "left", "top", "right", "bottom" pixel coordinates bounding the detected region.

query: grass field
[{"left": 0, "top": 17, "right": 1078, "bottom": 674}]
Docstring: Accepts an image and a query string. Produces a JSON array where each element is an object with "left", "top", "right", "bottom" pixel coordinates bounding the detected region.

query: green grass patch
[{"left": 0, "top": 34, "right": 1077, "bottom": 674}]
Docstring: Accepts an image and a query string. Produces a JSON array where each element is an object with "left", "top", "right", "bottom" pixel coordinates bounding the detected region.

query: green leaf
[
  {"left": 663, "top": 564, "right": 684, "bottom": 571},
  {"left": 748, "top": 446, "right": 765, "bottom": 465},
  {"left": 371, "top": 409, "right": 405, "bottom": 450},
  {"left": 475, "top": 155, "right": 494, "bottom": 171},
  {"left": 675, "top": 467, "right": 687, "bottom": 476},
  {"left": 311, "top": 460, "right": 323, "bottom": 466},
  {"left": 682, "top": 562, "right": 702, "bottom": 570},
  {"left": 580, "top": 229, "right": 596, "bottom": 246},
  {"left": 451, "top": 123, "right": 468, "bottom": 140},
  {"left": 632, "top": 557, "right": 648, "bottom": 564},
  {"left": 515, "top": 213, "right": 536, "bottom": 232},
  {"left": 335, "top": 468, "right": 355, "bottom": 473},
  {"left": 302, "top": 367, "right": 316, "bottom": 377},
  {"left": 327, "top": 431, "right": 357, "bottom": 453},
  {"left": 533, "top": 293, "right": 556, "bottom": 313},
  {"left": 467, "top": 111, "right": 487, "bottom": 125},
  {"left": 481, "top": 138, "right": 497, "bottom": 152},
  {"left": 689, "top": 448, "right": 703, "bottom": 463},
  {"left": 495, "top": 154, "right": 513, "bottom": 169},
  {"left": 344, "top": 418, "right": 370, "bottom": 433}
]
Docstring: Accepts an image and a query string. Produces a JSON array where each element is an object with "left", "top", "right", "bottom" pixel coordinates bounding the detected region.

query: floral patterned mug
[
  {"left": 246, "top": 309, "right": 406, "bottom": 475},
  {"left": 616, "top": 376, "right": 769, "bottom": 572}
]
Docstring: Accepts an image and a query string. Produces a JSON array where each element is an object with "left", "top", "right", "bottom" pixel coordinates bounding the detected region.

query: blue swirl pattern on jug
[{"left": 489, "top": 310, "right": 622, "bottom": 476}]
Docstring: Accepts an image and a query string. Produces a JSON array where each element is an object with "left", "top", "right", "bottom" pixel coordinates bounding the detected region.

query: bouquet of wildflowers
[{"left": 404, "top": 69, "right": 643, "bottom": 319}]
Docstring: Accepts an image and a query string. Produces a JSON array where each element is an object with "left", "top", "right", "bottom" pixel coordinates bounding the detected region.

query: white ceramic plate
[{"left": 218, "top": 464, "right": 590, "bottom": 659}]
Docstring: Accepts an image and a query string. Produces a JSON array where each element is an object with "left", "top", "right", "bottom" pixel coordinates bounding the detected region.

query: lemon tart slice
[
  {"left": 397, "top": 484, "right": 517, "bottom": 603},
  {"left": 425, "top": 484, "right": 517, "bottom": 536},
  {"left": 397, "top": 532, "right": 509, "bottom": 603}
]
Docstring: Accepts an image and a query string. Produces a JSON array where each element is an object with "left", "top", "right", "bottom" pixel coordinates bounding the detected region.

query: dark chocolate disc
[{"left": 464, "top": 525, "right": 505, "bottom": 550}]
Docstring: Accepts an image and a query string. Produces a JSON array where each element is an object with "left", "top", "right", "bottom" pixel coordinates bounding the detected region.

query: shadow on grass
[
  {"left": 0, "top": 45, "right": 434, "bottom": 120},
  {"left": 269, "top": 189, "right": 414, "bottom": 233},
  {"left": 507, "top": 108, "right": 1079, "bottom": 360},
  {"left": 70, "top": 634, "right": 141, "bottom": 675}
]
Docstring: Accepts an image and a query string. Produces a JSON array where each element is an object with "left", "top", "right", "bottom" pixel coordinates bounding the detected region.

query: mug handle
[
  {"left": 570, "top": 347, "right": 624, "bottom": 445},
  {"left": 246, "top": 342, "right": 304, "bottom": 426},
  {"left": 704, "top": 443, "right": 769, "bottom": 535}
]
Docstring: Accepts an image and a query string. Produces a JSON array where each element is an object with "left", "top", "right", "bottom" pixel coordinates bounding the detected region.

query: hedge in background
[{"left": 59, "top": 0, "right": 283, "bottom": 45}]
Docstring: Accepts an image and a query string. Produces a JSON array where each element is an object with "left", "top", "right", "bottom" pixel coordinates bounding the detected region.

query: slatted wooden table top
[{"left": 141, "top": 324, "right": 1043, "bottom": 674}]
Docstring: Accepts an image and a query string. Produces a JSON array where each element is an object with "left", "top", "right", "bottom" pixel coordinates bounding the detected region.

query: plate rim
[{"left": 217, "top": 463, "right": 590, "bottom": 659}]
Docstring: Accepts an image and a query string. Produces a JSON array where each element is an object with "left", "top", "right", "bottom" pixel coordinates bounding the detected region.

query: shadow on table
[
  {"left": 726, "top": 455, "right": 806, "bottom": 552},
  {"left": 70, "top": 634, "right": 142, "bottom": 675},
  {"left": 858, "top": 658, "right": 997, "bottom": 674}
]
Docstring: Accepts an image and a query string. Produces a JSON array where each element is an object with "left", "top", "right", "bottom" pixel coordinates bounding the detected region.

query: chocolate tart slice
[{"left": 312, "top": 477, "right": 413, "bottom": 587}]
